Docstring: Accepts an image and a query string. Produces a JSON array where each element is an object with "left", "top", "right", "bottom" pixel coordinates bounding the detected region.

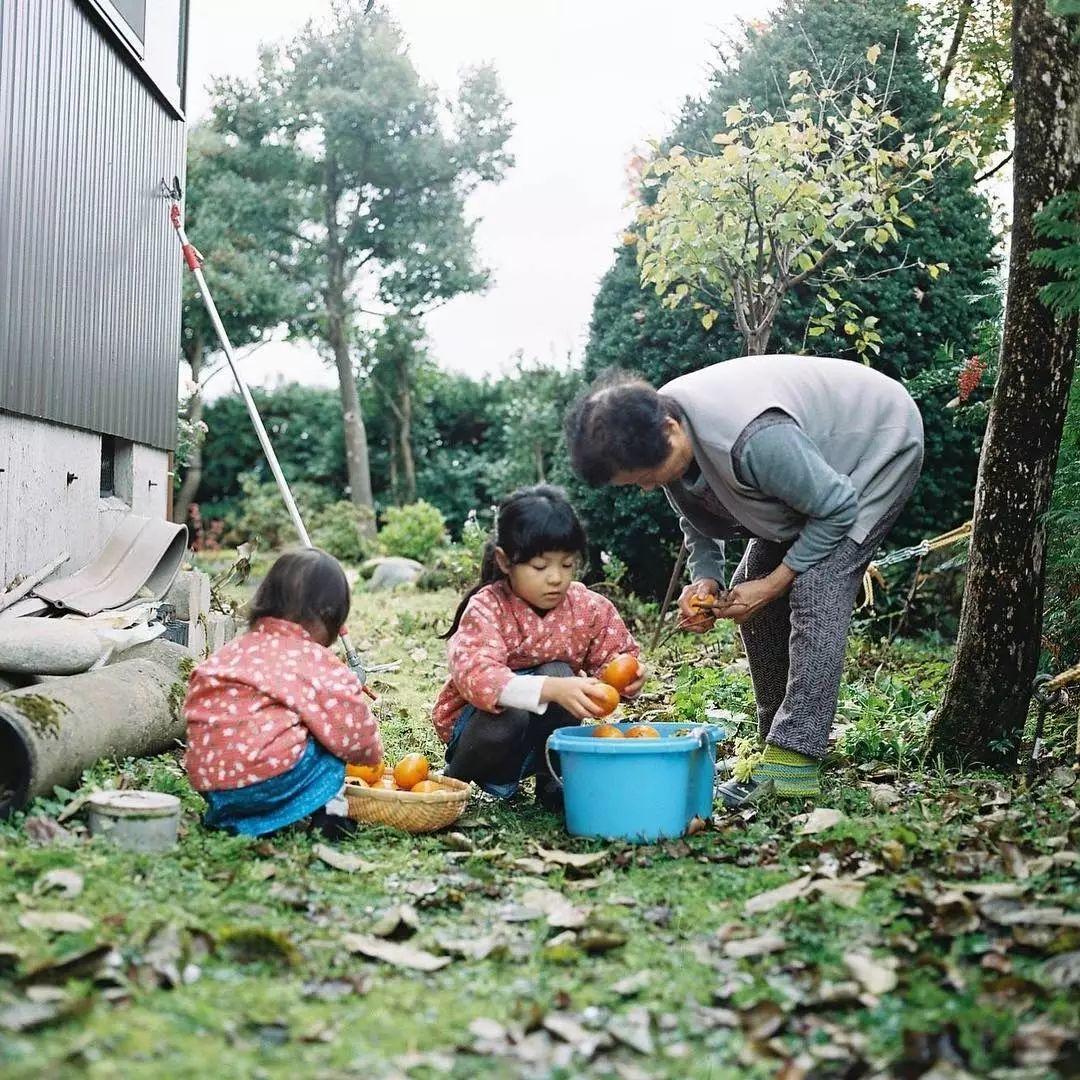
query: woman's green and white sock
[{"left": 751, "top": 744, "right": 821, "bottom": 797}]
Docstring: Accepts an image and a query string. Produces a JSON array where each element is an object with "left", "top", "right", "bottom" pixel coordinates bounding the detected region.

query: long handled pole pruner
[{"left": 169, "top": 202, "right": 375, "bottom": 699}]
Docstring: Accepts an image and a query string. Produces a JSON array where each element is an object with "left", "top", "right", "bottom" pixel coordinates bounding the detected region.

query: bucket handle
[{"left": 543, "top": 738, "right": 563, "bottom": 788}]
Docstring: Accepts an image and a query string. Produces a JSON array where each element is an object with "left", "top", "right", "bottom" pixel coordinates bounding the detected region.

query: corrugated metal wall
[{"left": 0, "top": 0, "right": 185, "bottom": 450}]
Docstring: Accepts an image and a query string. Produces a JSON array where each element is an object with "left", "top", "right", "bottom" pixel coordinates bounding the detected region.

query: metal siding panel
[{"left": 0, "top": 0, "right": 184, "bottom": 450}]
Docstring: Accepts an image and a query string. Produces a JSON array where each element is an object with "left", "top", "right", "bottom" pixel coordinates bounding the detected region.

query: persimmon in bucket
[
  {"left": 592, "top": 723, "right": 625, "bottom": 738},
  {"left": 625, "top": 724, "right": 660, "bottom": 739}
]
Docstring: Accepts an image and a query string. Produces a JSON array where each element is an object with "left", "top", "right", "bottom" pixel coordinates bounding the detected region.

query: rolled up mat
[{"left": 0, "top": 641, "right": 195, "bottom": 816}]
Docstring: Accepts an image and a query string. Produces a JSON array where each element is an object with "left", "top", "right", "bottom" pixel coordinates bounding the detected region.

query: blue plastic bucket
[{"left": 545, "top": 722, "right": 724, "bottom": 842}]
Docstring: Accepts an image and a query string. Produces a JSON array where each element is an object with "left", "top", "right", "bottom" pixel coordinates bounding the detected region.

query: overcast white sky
[{"left": 186, "top": 0, "right": 768, "bottom": 395}]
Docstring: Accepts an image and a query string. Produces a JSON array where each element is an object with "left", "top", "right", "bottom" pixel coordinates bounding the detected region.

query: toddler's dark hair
[
  {"left": 248, "top": 548, "right": 350, "bottom": 640},
  {"left": 563, "top": 368, "right": 679, "bottom": 485},
  {"left": 442, "top": 485, "right": 588, "bottom": 639}
]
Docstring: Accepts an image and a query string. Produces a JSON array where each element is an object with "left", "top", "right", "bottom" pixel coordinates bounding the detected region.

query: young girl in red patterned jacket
[
  {"left": 434, "top": 485, "right": 644, "bottom": 811},
  {"left": 183, "top": 548, "right": 382, "bottom": 837}
]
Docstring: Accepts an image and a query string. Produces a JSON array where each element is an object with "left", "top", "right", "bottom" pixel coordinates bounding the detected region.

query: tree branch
[
  {"left": 976, "top": 150, "right": 1013, "bottom": 183},
  {"left": 937, "top": 0, "right": 974, "bottom": 104}
]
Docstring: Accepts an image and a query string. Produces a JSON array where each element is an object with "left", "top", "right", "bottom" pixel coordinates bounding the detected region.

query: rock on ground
[{"left": 367, "top": 558, "right": 425, "bottom": 592}]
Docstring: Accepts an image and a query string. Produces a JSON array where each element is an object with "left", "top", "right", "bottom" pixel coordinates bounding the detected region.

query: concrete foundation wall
[{"left": 0, "top": 412, "right": 169, "bottom": 587}]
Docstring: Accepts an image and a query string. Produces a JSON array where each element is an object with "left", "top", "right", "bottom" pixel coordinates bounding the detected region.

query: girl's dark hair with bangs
[
  {"left": 442, "top": 485, "right": 588, "bottom": 639},
  {"left": 248, "top": 548, "right": 351, "bottom": 641}
]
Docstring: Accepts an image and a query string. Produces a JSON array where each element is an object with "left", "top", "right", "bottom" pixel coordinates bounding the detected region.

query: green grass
[{"left": 1, "top": 587, "right": 1077, "bottom": 1078}]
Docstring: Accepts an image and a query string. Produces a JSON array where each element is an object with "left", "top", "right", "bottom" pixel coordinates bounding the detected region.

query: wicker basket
[{"left": 343, "top": 773, "right": 472, "bottom": 833}]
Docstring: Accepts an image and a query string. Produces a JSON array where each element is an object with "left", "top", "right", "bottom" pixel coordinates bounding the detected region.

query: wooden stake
[{"left": 649, "top": 541, "right": 687, "bottom": 653}]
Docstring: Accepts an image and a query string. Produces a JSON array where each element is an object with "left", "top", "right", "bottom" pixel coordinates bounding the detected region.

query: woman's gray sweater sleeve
[
  {"left": 735, "top": 420, "right": 859, "bottom": 573},
  {"left": 664, "top": 490, "right": 727, "bottom": 585}
]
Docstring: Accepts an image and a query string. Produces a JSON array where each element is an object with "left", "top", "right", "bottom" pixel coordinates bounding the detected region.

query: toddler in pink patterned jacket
[{"left": 434, "top": 486, "right": 644, "bottom": 811}]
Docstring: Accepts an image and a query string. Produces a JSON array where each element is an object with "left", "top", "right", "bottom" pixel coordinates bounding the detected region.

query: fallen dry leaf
[
  {"left": 868, "top": 784, "right": 901, "bottom": 810},
  {"left": 468, "top": 1016, "right": 508, "bottom": 1042},
  {"left": 1050, "top": 766, "right": 1076, "bottom": 789},
  {"left": 512, "top": 857, "right": 550, "bottom": 875},
  {"left": 744, "top": 875, "right": 813, "bottom": 915},
  {"left": 943, "top": 881, "right": 1027, "bottom": 899},
  {"left": 998, "top": 842, "right": 1029, "bottom": 880},
  {"left": 342, "top": 933, "right": 451, "bottom": 972},
  {"left": 812, "top": 878, "right": 866, "bottom": 909},
  {"left": 312, "top": 844, "right": 377, "bottom": 874},
  {"left": 980, "top": 900, "right": 1080, "bottom": 928},
  {"left": 0, "top": 999, "right": 80, "bottom": 1033},
  {"left": 23, "top": 817, "right": 76, "bottom": 846},
  {"left": 33, "top": 869, "right": 83, "bottom": 899},
  {"left": 18, "top": 911, "right": 93, "bottom": 934},
  {"left": 843, "top": 951, "right": 898, "bottom": 996},
  {"left": 739, "top": 999, "right": 786, "bottom": 1041},
  {"left": 533, "top": 846, "right": 608, "bottom": 870},
  {"left": 371, "top": 904, "right": 420, "bottom": 940},
  {"left": 793, "top": 808, "right": 845, "bottom": 835},
  {"left": 579, "top": 927, "right": 627, "bottom": 954},
  {"left": 437, "top": 934, "right": 505, "bottom": 961},
  {"left": 1011, "top": 1020, "right": 1077, "bottom": 1068},
  {"left": 19, "top": 943, "right": 113, "bottom": 986},
  {"left": 1042, "top": 951, "right": 1080, "bottom": 989},
  {"left": 686, "top": 816, "right": 708, "bottom": 836},
  {"left": 542, "top": 1011, "right": 611, "bottom": 1059},
  {"left": 724, "top": 932, "right": 787, "bottom": 959},
  {"left": 613, "top": 971, "right": 651, "bottom": 997},
  {"left": 608, "top": 1006, "right": 655, "bottom": 1055},
  {"left": 519, "top": 888, "right": 588, "bottom": 929}
]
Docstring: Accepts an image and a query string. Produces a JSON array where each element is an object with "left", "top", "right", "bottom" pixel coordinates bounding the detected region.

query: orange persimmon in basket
[{"left": 393, "top": 754, "right": 430, "bottom": 791}]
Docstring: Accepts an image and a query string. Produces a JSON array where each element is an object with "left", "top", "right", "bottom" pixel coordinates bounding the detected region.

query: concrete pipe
[{"left": 0, "top": 640, "right": 195, "bottom": 816}]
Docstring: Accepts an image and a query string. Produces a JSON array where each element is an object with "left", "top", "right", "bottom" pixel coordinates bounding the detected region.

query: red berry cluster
[{"left": 957, "top": 354, "right": 986, "bottom": 403}]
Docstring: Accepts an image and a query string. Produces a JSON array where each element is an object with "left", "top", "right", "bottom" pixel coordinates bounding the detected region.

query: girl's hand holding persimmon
[
  {"left": 620, "top": 664, "right": 646, "bottom": 698},
  {"left": 540, "top": 676, "right": 609, "bottom": 719}
]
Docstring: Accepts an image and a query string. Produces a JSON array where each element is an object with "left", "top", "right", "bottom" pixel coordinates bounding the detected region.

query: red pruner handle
[
  {"left": 182, "top": 243, "right": 203, "bottom": 271},
  {"left": 169, "top": 203, "right": 182, "bottom": 229},
  {"left": 361, "top": 684, "right": 378, "bottom": 701}
]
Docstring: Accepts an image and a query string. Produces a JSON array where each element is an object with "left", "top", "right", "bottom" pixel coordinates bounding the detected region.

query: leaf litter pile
[{"left": 0, "top": 588, "right": 1078, "bottom": 1078}]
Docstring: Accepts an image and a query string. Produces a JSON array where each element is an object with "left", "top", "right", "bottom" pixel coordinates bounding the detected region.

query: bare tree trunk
[
  {"left": 397, "top": 352, "right": 417, "bottom": 504},
  {"left": 329, "top": 310, "right": 376, "bottom": 523},
  {"left": 929, "top": 0, "right": 1080, "bottom": 766},
  {"left": 173, "top": 337, "right": 204, "bottom": 524},
  {"left": 324, "top": 168, "right": 376, "bottom": 532},
  {"left": 534, "top": 440, "right": 546, "bottom": 484},
  {"left": 745, "top": 322, "right": 773, "bottom": 355},
  {"left": 388, "top": 438, "right": 400, "bottom": 504}
]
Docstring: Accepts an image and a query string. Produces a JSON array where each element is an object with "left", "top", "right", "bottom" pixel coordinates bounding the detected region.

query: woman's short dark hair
[
  {"left": 564, "top": 368, "right": 678, "bottom": 485},
  {"left": 248, "top": 548, "right": 350, "bottom": 639}
]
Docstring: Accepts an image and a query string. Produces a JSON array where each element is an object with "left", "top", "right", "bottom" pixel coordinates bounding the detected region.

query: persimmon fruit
[
  {"left": 588, "top": 683, "right": 621, "bottom": 716},
  {"left": 599, "top": 654, "right": 641, "bottom": 692},
  {"left": 347, "top": 760, "right": 385, "bottom": 784},
  {"left": 625, "top": 724, "right": 661, "bottom": 739},
  {"left": 393, "top": 753, "right": 430, "bottom": 791},
  {"left": 410, "top": 780, "right": 444, "bottom": 794},
  {"left": 593, "top": 723, "right": 625, "bottom": 738}
]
